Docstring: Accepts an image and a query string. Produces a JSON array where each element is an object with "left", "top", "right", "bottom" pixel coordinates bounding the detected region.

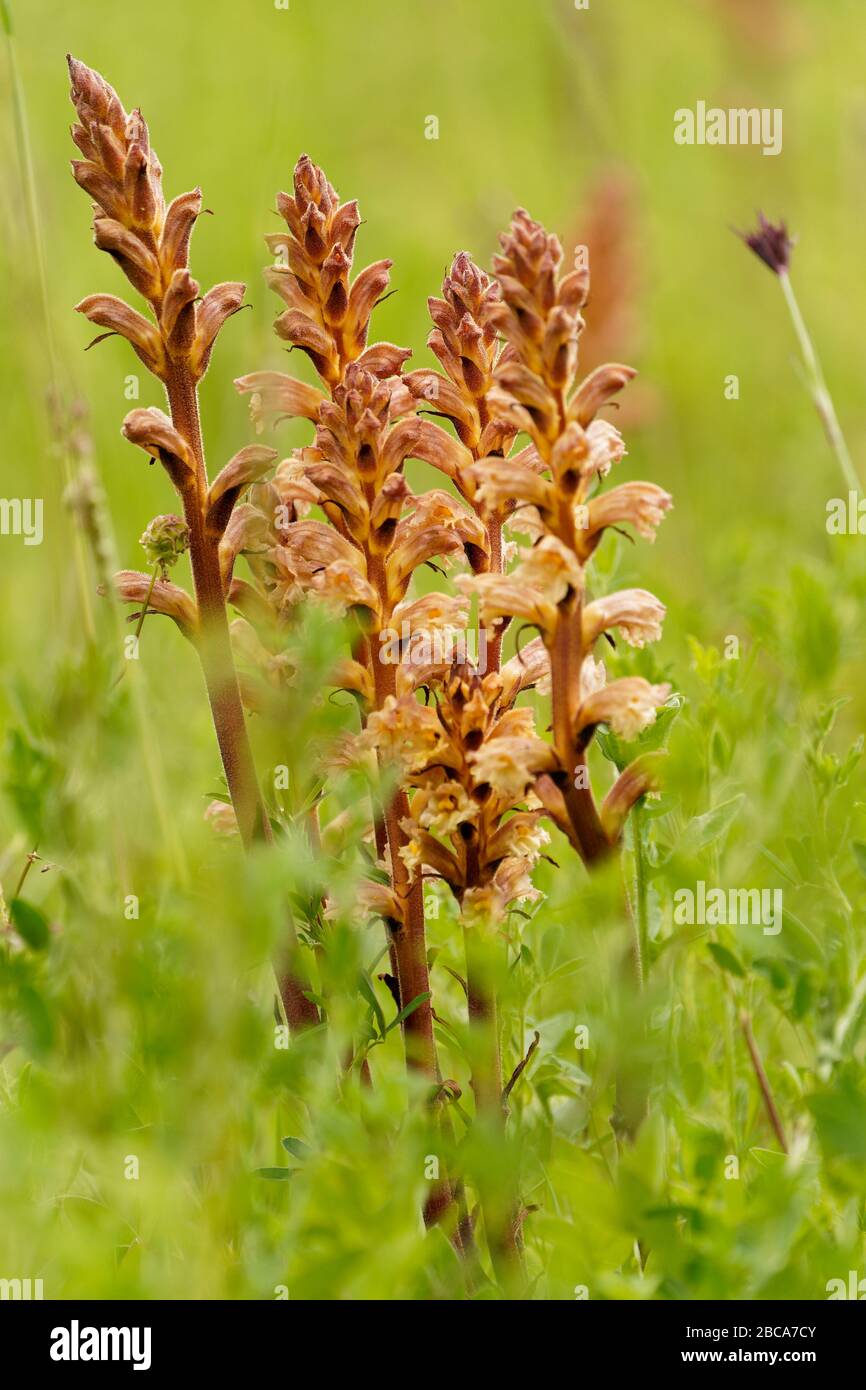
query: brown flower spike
[
  {"left": 67, "top": 57, "right": 317, "bottom": 1032},
  {"left": 67, "top": 64, "right": 676, "bottom": 1263},
  {"left": 464, "top": 209, "right": 672, "bottom": 861},
  {"left": 237, "top": 157, "right": 491, "bottom": 1084}
]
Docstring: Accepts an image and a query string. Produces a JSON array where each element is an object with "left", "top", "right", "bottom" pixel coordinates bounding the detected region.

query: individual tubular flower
[
  {"left": 456, "top": 207, "right": 673, "bottom": 862},
  {"left": 113, "top": 568, "right": 198, "bottom": 643}
]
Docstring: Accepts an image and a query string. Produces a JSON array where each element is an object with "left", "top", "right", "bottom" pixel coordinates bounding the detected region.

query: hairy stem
[
  {"left": 166, "top": 367, "right": 267, "bottom": 844},
  {"left": 550, "top": 598, "right": 610, "bottom": 862},
  {"left": 165, "top": 364, "right": 318, "bottom": 1032},
  {"left": 370, "top": 649, "right": 437, "bottom": 1076}
]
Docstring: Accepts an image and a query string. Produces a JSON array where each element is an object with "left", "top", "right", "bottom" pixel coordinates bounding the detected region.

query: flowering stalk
[
  {"left": 66, "top": 57, "right": 316, "bottom": 1031},
  {"left": 374, "top": 654, "right": 551, "bottom": 1273},
  {"left": 740, "top": 214, "right": 859, "bottom": 493},
  {"left": 406, "top": 256, "right": 544, "bottom": 1247},
  {"left": 408, "top": 254, "right": 516, "bottom": 671},
  {"left": 236, "top": 158, "right": 490, "bottom": 1079},
  {"left": 405, "top": 256, "right": 517, "bottom": 1115},
  {"left": 458, "top": 210, "right": 673, "bottom": 862}
]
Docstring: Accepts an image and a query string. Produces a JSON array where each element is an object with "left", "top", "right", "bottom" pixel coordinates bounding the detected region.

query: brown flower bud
[{"left": 68, "top": 57, "right": 164, "bottom": 244}]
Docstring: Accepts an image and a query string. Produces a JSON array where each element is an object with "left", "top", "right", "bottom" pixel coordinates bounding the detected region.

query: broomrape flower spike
[
  {"left": 236, "top": 154, "right": 492, "bottom": 1092},
  {"left": 404, "top": 252, "right": 516, "bottom": 667},
  {"left": 60, "top": 51, "right": 686, "bottom": 1276},
  {"left": 395, "top": 227, "right": 674, "bottom": 1268},
  {"left": 66, "top": 57, "right": 317, "bottom": 1034},
  {"left": 430, "top": 207, "right": 675, "bottom": 863}
]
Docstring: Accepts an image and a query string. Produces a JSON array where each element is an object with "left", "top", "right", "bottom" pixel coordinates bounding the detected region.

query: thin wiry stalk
[
  {"left": 778, "top": 271, "right": 859, "bottom": 493},
  {"left": 739, "top": 213, "right": 859, "bottom": 491},
  {"left": 740, "top": 1010, "right": 789, "bottom": 1153}
]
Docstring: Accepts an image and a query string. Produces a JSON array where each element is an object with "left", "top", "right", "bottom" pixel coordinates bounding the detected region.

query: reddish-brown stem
[
  {"left": 370, "top": 648, "right": 438, "bottom": 1077},
  {"left": 465, "top": 967, "right": 501, "bottom": 1110},
  {"left": 164, "top": 364, "right": 318, "bottom": 1032},
  {"left": 483, "top": 513, "right": 505, "bottom": 674},
  {"left": 540, "top": 387, "right": 612, "bottom": 866},
  {"left": 166, "top": 365, "right": 268, "bottom": 846},
  {"left": 549, "top": 597, "right": 610, "bottom": 863},
  {"left": 466, "top": 484, "right": 521, "bottom": 1281},
  {"left": 740, "top": 1010, "right": 789, "bottom": 1153}
]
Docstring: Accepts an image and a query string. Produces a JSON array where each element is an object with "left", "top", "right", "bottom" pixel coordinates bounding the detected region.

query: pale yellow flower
[
  {"left": 518, "top": 535, "right": 584, "bottom": 605},
  {"left": 361, "top": 695, "right": 447, "bottom": 775},
  {"left": 578, "top": 677, "right": 671, "bottom": 740},
  {"left": 583, "top": 588, "right": 666, "bottom": 648},
  {"left": 468, "top": 733, "right": 556, "bottom": 803},
  {"left": 417, "top": 780, "right": 478, "bottom": 837},
  {"left": 585, "top": 482, "right": 672, "bottom": 544},
  {"left": 462, "top": 857, "right": 542, "bottom": 929}
]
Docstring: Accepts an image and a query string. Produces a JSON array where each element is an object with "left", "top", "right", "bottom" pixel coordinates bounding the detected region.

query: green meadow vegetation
[{"left": 1, "top": 0, "right": 865, "bottom": 1300}]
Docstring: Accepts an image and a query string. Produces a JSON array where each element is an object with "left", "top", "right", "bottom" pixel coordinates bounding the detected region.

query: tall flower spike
[
  {"left": 382, "top": 661, "right": 555, "bottom": 920},
  {"left": 67, "top": 58, "right": 318, "bottom": 1035},
  {"left": 254, "top": 153, "right": 409, "bottom": 392},
  {"left": 456, "top": 207, "right": 673, "bottom": 861},
  {"left": 375, "top": 653, "right": 552, "bottom": 1266},
  {"left": 406, "top": 251, "right": 527, "bottom": 670},
  {"left": 237, "top": 157, "right": 486, "bottom": 1092},
  {"left": 68, "top": 55, "right": 245, "bottom": 384}
]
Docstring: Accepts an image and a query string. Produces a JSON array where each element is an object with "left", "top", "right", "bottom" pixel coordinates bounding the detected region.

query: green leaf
[
  {"left": 852, "top": 841, "right": 866, "bottom": 878},
  {"left": 792, "top": 971, "right": 813, "bottom": 1020},
  {"left": 9, "top": 898, "right": 50, "bottom": 951},
  {"left": 680, "top": 794, "right": 744, "bottom": 853},
  {"left": 358, "top": 972, "right": 386, "bottom": 1038},
  {"left": 254, "top": 1167, "right": 294, "bottom": 1180},
  {"left": 385, "top": 991, "right": 431, "bottom": 1034},
  {"left": 281, "top": 1137, "right": 311, "bottom": 1159},
  {"left": 711, "top": 728, "right": 731, "bottom": 772},
  {"left": 753, "top": 956, "right": 788, "bottom": 991},
  {"left": 815, "top": 697, "right": 849, "bottom": 740},
  {"left": 756, "top": 843, "right": 798, "bottom": 887},
  {"left": 780, "top": 908, "right": 823, "bottom": 961},
  {"left": 807, "top": 1073, "right": 866, "bottom": 1163},
  {"left": 785, "top": 837, "right": 815, "bottom": 882},
  {"left": 749, "top": 1146, "right": 788, "bottom": 1169},
  {"left": 707, "top": 942, "right": 745, "bottom": 978}
]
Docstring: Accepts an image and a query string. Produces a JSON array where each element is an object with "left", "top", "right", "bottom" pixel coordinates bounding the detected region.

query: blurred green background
[{"left": 1, "top": 0, "right": 865, "bottom": 1300}]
